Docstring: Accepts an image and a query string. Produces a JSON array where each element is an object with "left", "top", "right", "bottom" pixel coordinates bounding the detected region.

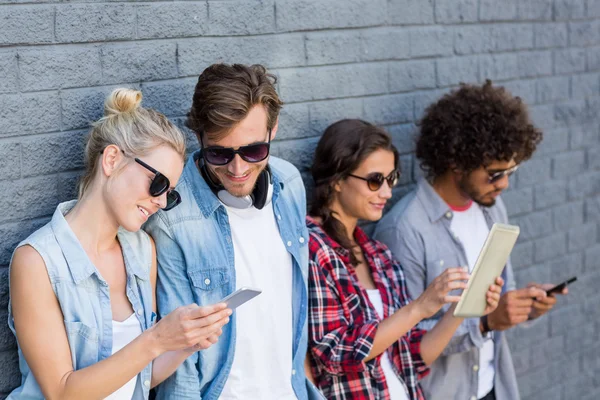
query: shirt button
[
  {"left": 287, "top": 241, "right": 292, "bottom": 247},
  {"left": 137, "top": 309, "right": 143, "bottom": 316},
  {"left": 292, "top": 369, "right": 296, "bottom": 375},
  {"left": 445, "top": 211, "right": 452, "bottom": 219},
  {"left": 144, "top": 380, "right": 150, "bottom": 388},
  {"left": 439, "top": 260, "right": 444, "bottom": 267},
  {"left": 299, "top": 237, "right": 305, "bottom": 244},
  {"left": 473, "top": 365, "right": 479, "bottom": 371},
  {"left": 204, "top": 278, "right": 211, "bottom": 285},
  {"left": 470, "top": 396, "right": 477, "bottom": 400},
  {"left": 277, "top": 214, "right": 282, "bottom": 220}
]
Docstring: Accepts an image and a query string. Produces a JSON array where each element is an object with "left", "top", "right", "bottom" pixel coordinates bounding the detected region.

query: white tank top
[
  {"left": 366, "top": 289, "right": 410, "bottom": 400},
  {"left": 104, "top": 313, "right": 143, "bottom": 400}
]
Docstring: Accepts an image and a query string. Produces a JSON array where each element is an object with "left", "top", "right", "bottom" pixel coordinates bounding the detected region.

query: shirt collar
[
  {"left": 306, "top": 215, "right": 378, "bottom": 260},
  {"left": 416, "top": 178, "right": 454, "bottom": 222}
]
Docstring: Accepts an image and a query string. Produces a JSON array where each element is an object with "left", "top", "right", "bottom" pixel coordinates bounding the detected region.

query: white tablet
[{"left": 453, "top": 223, "right": 520, "bottom": 318}]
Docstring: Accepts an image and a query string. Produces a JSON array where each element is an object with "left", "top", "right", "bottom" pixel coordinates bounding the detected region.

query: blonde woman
[{"left": 7, "top": 89, "right": 231, "bottom": 400}]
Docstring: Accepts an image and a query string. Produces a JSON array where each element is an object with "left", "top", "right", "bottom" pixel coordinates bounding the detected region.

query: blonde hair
[{"left": 78, "top": 88, "right": 186, "bottom": 198}]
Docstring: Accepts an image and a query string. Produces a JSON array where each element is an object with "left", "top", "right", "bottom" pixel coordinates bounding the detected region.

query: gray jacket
[{"left": 373, "top": 179, "right": 519, "bottom": 400}]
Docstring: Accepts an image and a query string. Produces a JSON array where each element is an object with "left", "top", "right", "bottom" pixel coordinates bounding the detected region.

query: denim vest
[
  {"left": 7, "top": 200, "right": 154, "bottom": 399},
  {"left": 145, "top": 153, "right": 323, "bottom": 400}
]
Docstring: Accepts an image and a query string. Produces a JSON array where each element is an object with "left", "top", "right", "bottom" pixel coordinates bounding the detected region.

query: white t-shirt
[
  {"left": 104, "top": 313, "right": 142, "bottom": 400},
  {"left": 366, "top": 289, "right": 410, "bottom": 400},
  {"left": 220, "top": 190, "right": 296, "bottom": 400},
  {"left": 449, "top": 201, "right": 495, "bottom": 399}
]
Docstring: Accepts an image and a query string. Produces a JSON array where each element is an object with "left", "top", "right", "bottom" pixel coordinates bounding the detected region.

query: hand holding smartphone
[
  {"left": 546, "top": 277, "right": 576, "bottom": 296},
  {"left": 219, "top": 287, "right": 262, "bottom": 309}
]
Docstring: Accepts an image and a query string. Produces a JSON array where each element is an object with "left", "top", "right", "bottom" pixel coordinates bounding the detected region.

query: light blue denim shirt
[
  {"left": 7, "top": 200, "right": 154, "bottom": 400},
  {"left": 373, "top": 179, "right": 519, "bottom": 400},
  {"left": 145, "top": 152, "right": 322, "bottom": 400}
]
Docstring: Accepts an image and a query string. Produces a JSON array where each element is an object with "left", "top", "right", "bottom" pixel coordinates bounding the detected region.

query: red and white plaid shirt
[{"left": 306, "top": 216, "right": 429, "bottom": 400}]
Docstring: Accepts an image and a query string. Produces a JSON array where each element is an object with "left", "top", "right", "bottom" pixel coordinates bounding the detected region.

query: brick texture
[{"left": 0, "top": 0, "right": 599, "bottom": 399}]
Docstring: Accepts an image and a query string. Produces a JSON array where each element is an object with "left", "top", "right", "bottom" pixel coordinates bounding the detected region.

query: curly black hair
[{"left": 416, "top": 80, "right": 543, "bottom": 179}]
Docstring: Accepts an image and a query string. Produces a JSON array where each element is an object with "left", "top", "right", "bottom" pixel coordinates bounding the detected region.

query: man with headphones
[{"left": 145, "top": 63, "right": 321, "bottom": 400}]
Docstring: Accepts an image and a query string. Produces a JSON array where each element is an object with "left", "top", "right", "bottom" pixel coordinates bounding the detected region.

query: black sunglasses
[
  {"left": 347, "top": 170, "right": 400, "bottom": 191},
  {"left": 488, "top": 164, "right": 519, "bottom": 184},
  {"left": 201, "top": 131, "right": 271, "bottom": 166},
  {"left": 134, "top": 158, "right": 181, "bottom": 211}
]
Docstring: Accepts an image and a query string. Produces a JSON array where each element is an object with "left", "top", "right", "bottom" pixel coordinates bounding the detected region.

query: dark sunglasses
[
  {"left": 134, "top": 158, "right": 181, "bottom": 211},
  {"left": 488, "top": 164, "right": 519, "bottom": 184},
  {"left": 201, "top": 130, "right": 271, "bottom": 166},
  {"left": 347, "top": 170, "right": 400, "bottom": 191}
]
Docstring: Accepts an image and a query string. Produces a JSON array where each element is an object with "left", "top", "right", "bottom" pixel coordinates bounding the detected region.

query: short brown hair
[
  {"left": 416, "top": 80, "right": 542, "bottom": 179},
  {"left": 187, "top": 63, "right": 283, "bottom": 142}
]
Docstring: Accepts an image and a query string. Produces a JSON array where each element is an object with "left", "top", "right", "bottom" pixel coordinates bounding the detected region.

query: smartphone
[
  {"left": 219, "top": 287, "right": 262, "bottom": 309},
  {"left": 546, "top": 277, "right": 577, "bottom": 296}
]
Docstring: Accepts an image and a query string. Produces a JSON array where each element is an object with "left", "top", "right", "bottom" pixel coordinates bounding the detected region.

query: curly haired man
[{"left": 374, "top": 81, "right": 568, "bottom": 400}]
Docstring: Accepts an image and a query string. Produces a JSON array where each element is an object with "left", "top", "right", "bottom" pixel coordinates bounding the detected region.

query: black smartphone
[{"left": 546, "top": 277, "right": 577, "bottom": 296}]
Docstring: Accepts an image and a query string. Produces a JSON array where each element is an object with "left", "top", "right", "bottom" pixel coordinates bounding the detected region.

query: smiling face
[
  {"left": 103, "top": 144, "right": 184, "bottom": 232},
  {"left": 458, "top": 159, "right": 516, "bottom": 207},
  {"left": 332, "top": 148, "right": 396, "bottom": 223},
  {"left": 202, "top": 105, "right": 277, "bottom": 198}
]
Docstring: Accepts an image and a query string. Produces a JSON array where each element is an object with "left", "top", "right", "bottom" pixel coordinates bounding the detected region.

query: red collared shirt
[{"left": 306, "top": 216, "right": 429, "bottom": 400}]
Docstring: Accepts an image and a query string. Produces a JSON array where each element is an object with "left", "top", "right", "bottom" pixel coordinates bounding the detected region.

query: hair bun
[{"left": 104, "top": 88, "right": 142, "bottom": 116}]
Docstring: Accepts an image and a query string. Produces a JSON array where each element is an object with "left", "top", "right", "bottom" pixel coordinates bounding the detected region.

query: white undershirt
[
  {"left": 449, "top": 202, "right": 495, "bottom": 399},
  {"left": 366, "top": 289, "right": 410, "bottom": 400},
  {"left": 104, "top": 313, "right": 142, "bottom": 400},
  {"left": 220, "top": 190, "right": 296, "bottom": 400}
]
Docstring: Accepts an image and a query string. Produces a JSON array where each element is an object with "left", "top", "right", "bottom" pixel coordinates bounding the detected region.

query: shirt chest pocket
[
  {"left": 63, "top": 320, "right": 99, "bottom": 370},
  {"left": 426, "top": 252, "right": 463, "bottom": 278},
  {"left": 189, "top": 268, "right": 230, "bottom": 291}
]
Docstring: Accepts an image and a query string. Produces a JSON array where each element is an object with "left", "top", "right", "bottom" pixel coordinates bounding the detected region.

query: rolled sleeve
[
  {"left": 308, "top": 256, "right": 379, "bottom": 375},
  {"left": 405, "top": 327, "right": 429, "bottom": 379}
]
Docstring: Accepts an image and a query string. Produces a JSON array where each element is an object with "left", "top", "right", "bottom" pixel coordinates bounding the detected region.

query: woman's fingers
[
  {"left": 207, "top": 334, "right": 220, "bottom": 344},
  {"left": 189, "top": 316, "right": 230, "bottom": 342},
  {"left": 186, "top": 303, "right": 227, "bottom": 319},
  {"left": 189, "top": 309, "right": 232, "bottom": 329},
  {"left": 443, "top": 295, "right": 462, "bottom": 303},
  {"left": 442, "top": 271, "right": 470, "bottom": 283},
  {"left": 446, "top": 281, "right": 468, "bottom": 291}
]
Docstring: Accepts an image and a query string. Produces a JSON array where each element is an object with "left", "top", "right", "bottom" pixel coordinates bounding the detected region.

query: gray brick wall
[{"left": 0, "top": 0, "right": 599, "bottom": 398}]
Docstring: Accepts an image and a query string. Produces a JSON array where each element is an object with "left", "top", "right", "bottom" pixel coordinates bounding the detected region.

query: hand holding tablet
[{"left": 454, "top": 223, "right": 520, "bottom": 318}]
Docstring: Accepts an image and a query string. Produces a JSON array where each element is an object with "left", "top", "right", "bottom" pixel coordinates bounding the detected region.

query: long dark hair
[{"left": 310, "top": 119, "right": 399, "bottom": 265}]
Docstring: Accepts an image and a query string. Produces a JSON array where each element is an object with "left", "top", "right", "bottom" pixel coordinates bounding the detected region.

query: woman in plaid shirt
[{"left": 306, "top": 119, "right": 504, "bottom": 400}]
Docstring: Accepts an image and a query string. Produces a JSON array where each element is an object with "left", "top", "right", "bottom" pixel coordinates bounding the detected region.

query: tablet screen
[{"left": 453, "top": 223, "right": 520, "bottom": 318}]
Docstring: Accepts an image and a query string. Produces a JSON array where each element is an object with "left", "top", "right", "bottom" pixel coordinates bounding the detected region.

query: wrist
[
  {"left": 143, "top": 325, "right": 165, "bottom": 359},
  {"left": 481, "top": 314, "right": 492, "bottom": 333},
  {"left": 407, "top": 299, "right": 429, "bottom": 322},
  {"left": 447, "top": 308, "right": 465, "bottom": 324}
]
